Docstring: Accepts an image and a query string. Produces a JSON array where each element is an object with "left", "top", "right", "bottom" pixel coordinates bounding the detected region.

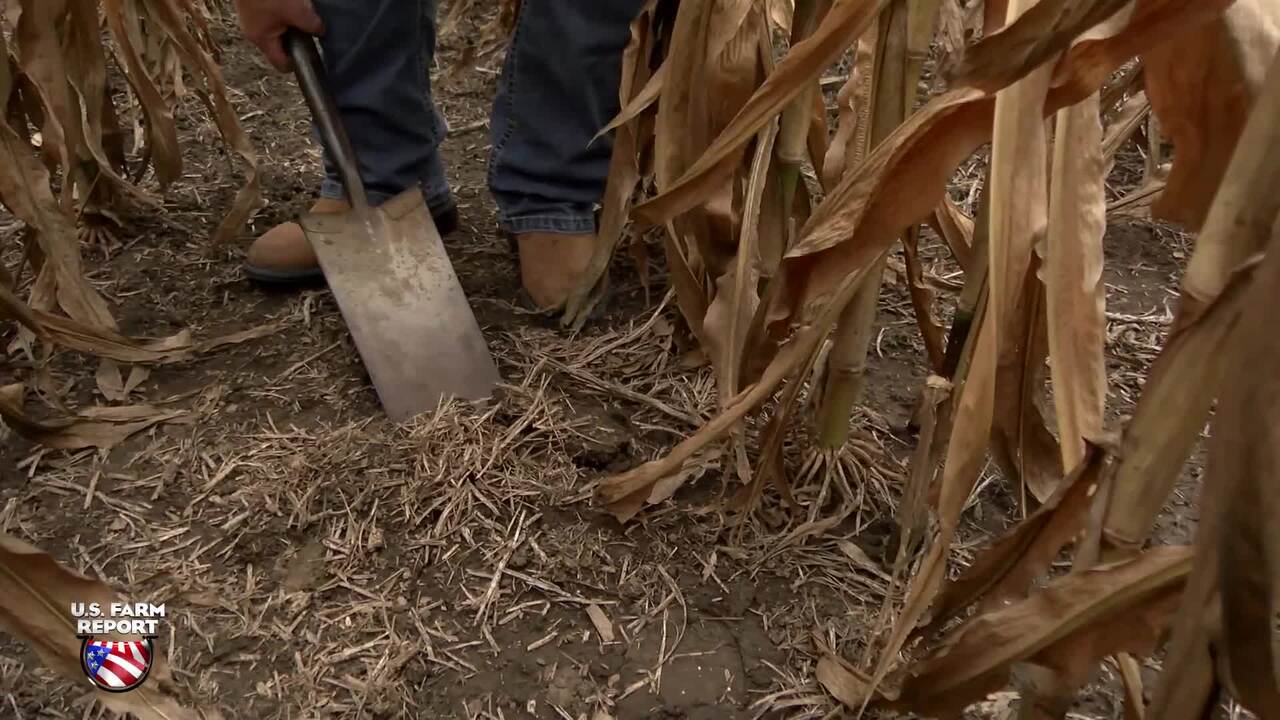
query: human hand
[{"left": 234, "top": 0, "right": 324, "bottom": 71}]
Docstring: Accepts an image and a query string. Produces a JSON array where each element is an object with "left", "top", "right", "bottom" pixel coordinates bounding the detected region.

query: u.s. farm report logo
[
  {"left": 72, "top": 602, "right": 166, "bottom": 693},
  {"left": 81, "top": 638, "right": 154, "bottom": 692}
]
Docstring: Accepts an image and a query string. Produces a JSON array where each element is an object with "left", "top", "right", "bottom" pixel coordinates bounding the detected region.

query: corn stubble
[{"left": 586, "top": 0, "right": 1280, "bottom": 715}]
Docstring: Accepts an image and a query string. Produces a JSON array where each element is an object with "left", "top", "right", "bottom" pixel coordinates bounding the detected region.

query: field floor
[{"left": 0, "top": 9, "right": 1198, "bottom": 720}]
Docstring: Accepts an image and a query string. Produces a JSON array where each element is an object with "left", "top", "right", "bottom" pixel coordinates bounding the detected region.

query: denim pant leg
[
  {"left": 488, "top": 0, "right": 648, "bottom": 235},
  {"left": 310, "top": 0, "right": 453, "bottom": 213}
]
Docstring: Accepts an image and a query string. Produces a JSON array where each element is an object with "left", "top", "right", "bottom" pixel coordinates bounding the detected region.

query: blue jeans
[{"left": 311, "top": 0, "right": 647, "bottom": 235}]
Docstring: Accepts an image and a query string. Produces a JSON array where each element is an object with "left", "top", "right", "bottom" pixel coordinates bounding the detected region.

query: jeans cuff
[
  {"left": 501, "top": 213, "right": 596, "bottom": 235},
  {"left": 320, "top": 178, "right": 455, "bottom": 215}
]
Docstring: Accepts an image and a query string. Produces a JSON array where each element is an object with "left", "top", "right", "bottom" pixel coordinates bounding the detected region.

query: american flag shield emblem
[{"left": 80, "top": 638, "right": 154, "bottom": 692}]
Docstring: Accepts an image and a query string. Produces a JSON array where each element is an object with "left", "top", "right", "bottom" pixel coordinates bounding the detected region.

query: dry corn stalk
[
  {"left": 593, "top": 0, "right": 1280, "bottom": 714},
  {"left": 0, "top": 0, "right": 262, "bottom": 441},
  {"left": 0, "top": 0, "right": 259, "bottom": 340}
]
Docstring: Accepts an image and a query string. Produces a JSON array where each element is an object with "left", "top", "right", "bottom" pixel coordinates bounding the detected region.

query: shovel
[{"left": 282, "top": 29, "right": 500, "bottom": 422}]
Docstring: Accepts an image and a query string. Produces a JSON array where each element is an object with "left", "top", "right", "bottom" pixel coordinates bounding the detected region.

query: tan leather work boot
[
  {"left": 244, "top": 197, "right": 459, "bottom": 284},
  {"left": 243, "top": 197, "right": 346, "bottom": 283},
  {"left": 516, "top": 232, "right": 597, "bottom": 311}
]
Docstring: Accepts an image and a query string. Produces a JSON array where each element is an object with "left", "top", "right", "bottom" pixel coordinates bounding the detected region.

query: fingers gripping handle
[{"left": 282, "top": 28, "right": 370, "bottom": 209}]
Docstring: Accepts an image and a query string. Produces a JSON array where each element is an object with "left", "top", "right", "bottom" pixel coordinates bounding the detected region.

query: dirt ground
[{"left": 0, "top": 8, "right": 1199, "bottom": 720}]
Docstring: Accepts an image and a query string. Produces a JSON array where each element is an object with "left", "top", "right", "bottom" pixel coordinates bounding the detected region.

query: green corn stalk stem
[
  {"left": 776, "top": 0, "right": 824, "bottom": 235},
  {"left": 815, "top": 0, "right": 914, "bottom": 449}
]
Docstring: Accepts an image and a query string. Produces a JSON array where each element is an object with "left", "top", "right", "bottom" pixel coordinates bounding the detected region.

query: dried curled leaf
[
  {"left": 1102, "top": 51, "right": 1280, "bottom": 556},
  {"left": 1142, "top": 0, "right": 1280, "bottom": 229},
  {"left": 0, "top": 0, "right": 261, "bottom": 363},
  {"left": 952, "top": 0, "right": 1133, "bottom": 91},
  {"left": 0, "top": 384, "right": 191, "bottom": 450},
  {"left": 924, "top": 445, "right": 1111, "bottom": 634},
  {"left": 893, "top": 547, "right": 1192, "bottom": 717},
  {"left": 1043, "top": 92, "right": 1108, "bottom": 471},
  {"left": 0, "top": 534, "right": 221, "bottom": 719},
  {"left": 635, "top": 0, "right": 893, "bottom": 226}
]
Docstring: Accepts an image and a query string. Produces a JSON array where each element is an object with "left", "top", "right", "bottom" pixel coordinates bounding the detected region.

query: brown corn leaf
[
  {"left": 654, "top": 0, "right": 768, "bottom": 298},
  {"left": 780, "top": 87, "right": 991, "bottom": 319},
  {"left": 871, "top": 0, "right": 1047, "bottom": 681},
  {"left": 1145, "top": 510, "right": 1224, "bottom": 720},
  {"left": 102, "top": 0, "right": 182, "bottom": 186},
  {"left": 144, "top": 0, "right": 260, "bottom": 243},
  {"left": 599, "top": 63, "right": 663, "bottom": 139},
  {"left": 1051, "top": 0, "right": 1234, "bottom": 104},
  {"left": 821, "top": 45, "right": 863, "bottom": 189},
  {"left": 191, "top": 323, "right": 280, "bottom": 354},
  {"left": 63, "top": 0, "right": 154, "bottom": 203},
  {"left": 635, "top": 0, "right": 893, "bottom": 226},
  {"left": 0, "top": 534, "right": 221, "bottom": 719},
  {"left": 123, "top": 365, "right": 151, "bottom": 396},
  {"left": 26, "top": 309, "right": 277, "bottom": 364},
  {"left": 893, "top": 546, "right": 1193, "bottom": 718},
  {"left": 951, "top": 0, "right": 1133, "bottom": 91},
  {"left": 929, "top": 196, "right": 975, "bottom": 272},
  {"left": 990, "top": 265, "right": 1063, "bottom": 505},
  {"left": 1142, "top": 0, "right": 1280, "bottom": 230},
  {"left": 653, "top": 0, "right": 716, "bottom": 193},
  {"left": 894, "top": 374, "right": 951, "bottom": 565},
  {"left": 93, "top": 358, "right": 149, "bottom": 403},
  {"left": 1172, "top": 34, "right": 1280, "bottom": 315},
  {"left": 663, "top": 226, "right": 712, "bottom": 344},
  {"left": 961, "top": 0, "right": 1232, "bottom": 95},
  {"left": 14, "top": 0, "right": 78, "bottom": 185},
  {"left": 817, "top": 653, "right": 876, "bottom": 708},
  {"left": 601, "top": 0, "right": 1222, "bottom": 524},
  {"left": 96, "top": 358, "right": 125, "bottom": 402},
  {"left": 706, "top": 0, "right": 759, "bottom": 64},
  {"left": 0, "top": 384, "right": 191, "bottom": 450},
  {"left": 1043, "top": 92, "right": 1108, "bottom": 471},
  {"left": 0, "top": 106, "right": 114, "bottom": 328},
  {"left": 1102, "top": 258, "right": 1261, "bottom": 557},
  {"left": 1146, "top": 277, "right": 1273, "bottom": 720},
  {"left": 703, "top": 122, "right": 775, "bottom": 401},
  {"left": 862, "top": 0, "right": 1147, "bottom": 692},
  {"left": 987, "top": 48, "right": 1059, "bottom": 505},
  {"left": 868, "top": 308, "right": 998, "bottom": 704},
  {"left": 1214, "top": 228, "right": 1280, "bottom": 715},
  {"left": 925, "top": 444, "right": 1111, "bottom": 634},
  {"left": 901, "top": 226, "right": 945, "bottom": 371},
  {"left": 989, "top": 32, "right": 1049, "bottom": 361},
  {"left": 985, "top": 0, "right": 1011, "bottom": 34},
  {"left": 1102, "top": 51, "right": 1280, "bottom": 557},
  {"left": 32, "top": 310, "right": 194, "bottom": 362},
  {"left": 777, "top": 0, "right": 1225, "bottom": 316},
  {"left": 767, "top": 0, "right": 794, "bottom": 34}
]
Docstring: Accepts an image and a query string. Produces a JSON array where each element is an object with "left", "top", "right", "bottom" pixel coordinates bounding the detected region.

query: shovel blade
[{"left": 300, "top": 189, "right": 500, "bottom": 422}]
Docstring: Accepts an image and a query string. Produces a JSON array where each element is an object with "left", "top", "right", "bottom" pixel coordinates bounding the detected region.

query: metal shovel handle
[{"left": 282, "top": 28, "right": 369, "bottom": 209}]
